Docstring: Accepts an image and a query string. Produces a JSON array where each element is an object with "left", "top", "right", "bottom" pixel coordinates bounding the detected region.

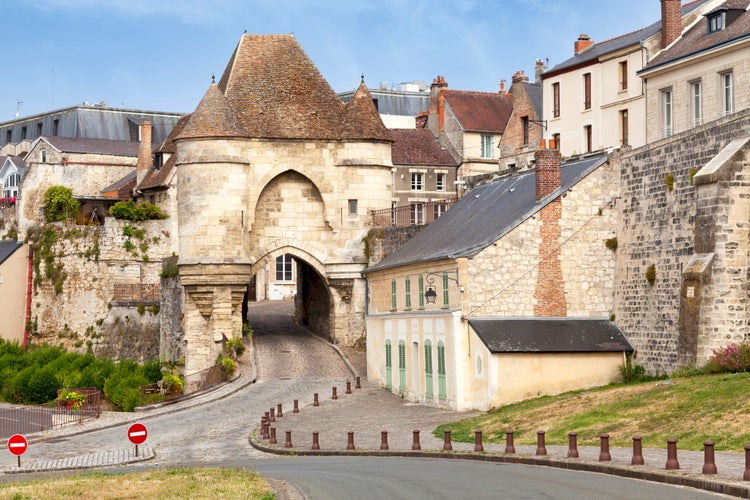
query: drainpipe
[{"left": 23, "top": 245, "right": 33, "bottom": 348}]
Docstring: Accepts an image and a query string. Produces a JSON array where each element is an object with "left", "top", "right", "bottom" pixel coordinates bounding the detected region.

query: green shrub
[
  {"left": 664, "top": 172, "right": 674, "bottom": 191},
  {"left": 645, "top": 264, "right": 656, "bottom": 285},
  {"left": 219, "top": 356, "right": 237, "bottom": 378},
  {"left": 162, "top": 374, "right": 184, "bottom": 397},
  {"left": 110, "top": 200, "right": 168, "bottom": 221},
  {"left": 104, "top": 372, "right": 150, "bottom": 411},
  {"left": 226, "top": 337, "right": 245, "bottom": 358},
  {"left": 43, "top": 186, "right": 80, "bottom": 222}
]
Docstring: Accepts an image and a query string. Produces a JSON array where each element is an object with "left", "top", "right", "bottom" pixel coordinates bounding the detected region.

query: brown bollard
[
  {"left": 567, "top": 431, "right": 579, "bottom": 458},
  {"left": 284, "top": 430, "right": 292, "bottom": 448},
  {"left": 346, "top": 380, "right": 352, "bottom": 394},
  {"left": 474, "top": 430, "right": 484, "bottom": 453},
  {"left": 313, "top": 393, "right": 319, "bottom": 406},
  {"left": 702, "top": 440, "right": 718, "bottom": 475},
  {"left": 277, "top": 403, "right": 283, "bottom": 418},
  {"left": 536, "top": 431, "right": 547, "bottom": 456},
  {"left": 665, "top": 438, "right": 680, "bottom": 470},
  {"left": 443, "top": 430, "right": 453, "bottom": 451},
  {"left": 312, "top": 432, "right": 320, "bottom": 451},
  {"left": 355, "top": 376, "right": 361, "bottom": 389},
  {"left": 347, "top": 431, "right": 355, "bottom": 450},
  {"left": 262, "top": 416, "right": 270, "bottom": 440},
  {"left": 599, "top": 433, "right": 611, "bottom": 462},
  {"left": 332, "top": 386, "right": 338, "bottom": 400},
  {"left": 293, "top": 399, "right": 299, "bottom": 413},
  {"left": 269, "top": 408, "right": 276, "bottom": 423},
  {"left": 412, "top": 430, "right": 421, "bottom": 451},
  {"left": 631, "top": 435, "right": 645, "bottom": 465},
  {"left": 744, "top": 444, "right": 750, "bottom": 480},
  {"left": 505, "top": 430, "right": 516, "bottom": 454},
  {"left": 380, "top": 431, "right": 389, "bottom": 450},
  {"left": 269, "top": 427, "right": 277, "bottom": 445}
]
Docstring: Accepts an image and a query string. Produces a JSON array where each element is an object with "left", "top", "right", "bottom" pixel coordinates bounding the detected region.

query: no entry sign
[
  {"left": 128, "top": 423, "right": 148, "bottom": 445},
  {"left": 7, "top": 434, "right": 27, "bottom": 456}
]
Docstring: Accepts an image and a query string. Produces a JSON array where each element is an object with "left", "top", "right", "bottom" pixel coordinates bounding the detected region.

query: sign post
[
  {"left": 7, "top": 434, "right": 27, "bottom": 467},
  {"left": 127, "top": 423, "right": 148, "bottom": 457}
]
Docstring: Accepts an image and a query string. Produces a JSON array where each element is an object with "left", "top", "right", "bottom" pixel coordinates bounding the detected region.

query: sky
[{"left": 4, "top": 0, "right": 663, "bottom": 121}]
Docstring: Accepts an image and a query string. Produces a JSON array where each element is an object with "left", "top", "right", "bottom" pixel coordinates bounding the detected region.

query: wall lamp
[
  {"left": 424, "top": 270, "right": 460, "bottom": 304},
  {"left": 527, "top": 119, "right": 548, "bottom": 131}
]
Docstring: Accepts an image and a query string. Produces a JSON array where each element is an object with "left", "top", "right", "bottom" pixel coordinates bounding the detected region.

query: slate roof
[
  {"left": 522, "top": 82, "right": 543, "bottom": 120},
  {"left": 442, "top": 90, "right": 513, "bottom": 133},
  {"left": 390, "top": 129, "right": 458, "bottom": 166},
  {"left": 179, "top": 34, "right": 391, "bottom": 142},
  {"left": 470, "top": 318, "right": 633, "bottom": 353},
  {"left": 641, "top": 0, "right": 750, "bottom": 73},
  {"left": 101, "top": 170, "right": 136, "bottom": 199},
  {"left": 0, "top": 240, "right": 22, "bottom": 265},
  {"left": 364, "top": 153, "right": 608, "bottom": 273},
  {"left": 543, "top": 0, "right": 712, "bottom": 78},
  {"left": 42, "top": 137, "right": 140, "bottom": 157}
]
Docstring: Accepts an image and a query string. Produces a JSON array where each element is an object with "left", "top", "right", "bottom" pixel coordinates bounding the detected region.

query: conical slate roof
[{"left": 178, "top": 83, "right": 247, "bottom": 139}]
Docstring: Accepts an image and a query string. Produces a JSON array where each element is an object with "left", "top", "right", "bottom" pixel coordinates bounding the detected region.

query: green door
[
  {"left": 385, "top": 340, "right": 392, "bottom": 390},
  {"left": 398, "top": 340, "right": 406, "bottom": 393},
  {"left": 424, "top": 340, "right": 433, "bottom": 399},
  {"left": 437, "top": 341, "right": 447, "bottom": 400}
]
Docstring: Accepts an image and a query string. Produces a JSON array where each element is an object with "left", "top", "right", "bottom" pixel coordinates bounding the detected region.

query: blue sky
[{"left": 5, "top": 0, "right": 661, "bottom": 120}]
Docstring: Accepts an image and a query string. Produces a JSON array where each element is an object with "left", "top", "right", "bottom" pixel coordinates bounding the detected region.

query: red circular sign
[
  {"left": 7, "top": 434, "right": 27, "bottom": 456},
  {"left": 128, "top": 423, "right": 148, "bottom": 445}
]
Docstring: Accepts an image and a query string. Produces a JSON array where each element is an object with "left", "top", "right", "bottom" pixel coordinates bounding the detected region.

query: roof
[
  {"left": 389, "top": 129, "right": 458, "bottom": 166},
  {"left": 470, "top": 317, "right": 633, "bottom": 353},
  {"left": 641, "top": 0, "right": 750, "bottom": 73},
  {"left": 365, "top": 153, "right": 608, "bottom": 273},
  {"left": 179, "top": 34, "right": 390, "bottom": 142},
  {"left": 522, "top": 82, "right": 543, "bottom": 120},
  {"left": 0, "top": 240, "right": 23, "bottom": 265},
  {"left": 41, "top": 137, "right": 140, "bottom": 156},
  {"left": 544, "top": 0, "right": 713, "bottom": 78},
  {"left": 101, "top": 170, "right": 136, "bottom": 199},
  {"left": 442, "top": 90, "right": 513, "bottom": 133}
]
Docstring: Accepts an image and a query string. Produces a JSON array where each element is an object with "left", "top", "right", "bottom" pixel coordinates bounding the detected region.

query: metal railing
[
  {"left": 0, "top": 388, "right": 101, "bottom": 438},
  {"left": 371, "top": 198, "right": 458, "bottom": 228}
]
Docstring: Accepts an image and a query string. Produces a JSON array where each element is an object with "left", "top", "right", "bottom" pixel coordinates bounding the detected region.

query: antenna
[{"left": 15, "top": 99, "right": 23, "bottom": 118}]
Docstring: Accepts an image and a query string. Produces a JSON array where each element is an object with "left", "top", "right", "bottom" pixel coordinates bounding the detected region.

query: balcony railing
[{"left": 371, "top": 198, "right": 458, "bottom": 228}]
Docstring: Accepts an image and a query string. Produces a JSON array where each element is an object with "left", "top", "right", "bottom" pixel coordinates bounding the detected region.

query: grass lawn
[{"left": 435, "top": 372, "right": 750, "bottom": 451}]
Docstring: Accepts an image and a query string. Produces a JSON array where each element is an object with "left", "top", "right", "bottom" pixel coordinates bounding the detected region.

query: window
[
  {"left": 436, "top": 173, "right": 445, "bottom": 192},
  {"left": 5, "top": 130, "right": 10, "bottom": 144},
  {"left": 411, "top": 172, "right": 424, "bottom": 191},
  {"left": 662, "top": 89, "right": 673, "bottom": 137},
  {"left": 391, "top": 279, "right": 397, "bottom": 310},
  {"left": 584, "top": 125, "right": 592, "bottom": 153},
  {"left": 433, "top": 203, "right": 448, "bottom": 220},
  {"left": 52, "top": 119, "right": 59, "bottom": 136},
  {"left": 480, "top": 134, "right": 493, "bottom": 159},
  {"left": 275, "top": 254, "right": 293, "bottom": 281},
  {"left": 36, "top": 123, "right": 43, "bottom": 136},
  {"left": 348, "top": 199, "right": 357, "bottom": 215},
  {"left": 620, "top": 110, "right": 629, "bottom": 146},
  {"left": 691, "top": 81, "right": 702, "bottom": 127},
  {"left": 385, "top": 340, "right": 392, "bottom": 390},
  {"left": 552, "top": 133, "right": 561, "bottom": 151},
  {"left": 410, "top": 203, "right": 424, "bottom": 225},
  {"left": 552, "top": 82, "right": 560, "bottom": 117},
  {"left": 41, "top": 149, "right": 47, "bottom": 163},
  {"left": 708, "top": 11, "right": 725, "bottom": 33},
  {"left": 522, "top": 116, "right": 529, "bottom": 145},
  {"left": 3, "top": 173, "right": 20, "bottom": 198},
  {"left": 424, "top": 340, "right": 433, "bottom": 399},
  {"left": 21, "top": 126, "right": 27, "bottom": 140},
  {"left": 722, "top": 72, "right": 733, "bottom": 116},
  {"left": 405, "top": 276, "right": 411, "bottom": 310},
  {"left": 583, "top": 73, "right": 592, "bottom": 110},
  {"left": 619, "top": 61, "right": 628, "bottom": 91}
]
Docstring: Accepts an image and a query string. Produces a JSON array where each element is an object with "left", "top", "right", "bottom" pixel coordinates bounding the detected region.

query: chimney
[
  {"left": 535, "top": 144, "right": 561, "bottom": 202},
  {"left": 535, "top": 59, "right": 547, "bottom": 84},
  {"left": 428, "top": 75, "right": 448, "bottom": 134},
  {"left": 511, "top": 70, "right": 528, "bottom": 84},
  {"left": 136, "top": 120, "right": 152, "bottom": 189},
  {"left": 574, "top": 34, "right": 594, "bottom": 55},
  {"left": 499, "top": 79, "right": 506, "bottom": 93},
  {"left": 661, "top": 0, "right": 681, "bottom": 49}
]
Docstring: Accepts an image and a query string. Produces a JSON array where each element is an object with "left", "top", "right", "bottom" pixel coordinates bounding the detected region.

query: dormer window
[{"left": 708, "top": 10, "right": 725, "bottom": 33}]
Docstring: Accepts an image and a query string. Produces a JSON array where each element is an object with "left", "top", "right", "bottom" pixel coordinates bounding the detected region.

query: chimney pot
[{"left": 574, "top": 34, "right": 594, "bottom": 55}]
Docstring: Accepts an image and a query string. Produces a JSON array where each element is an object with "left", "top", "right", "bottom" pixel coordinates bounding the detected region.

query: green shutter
[
  {"left": 418, "top": 275, "right": 425, "bottom": 309},
  {"left": 385, "top": 340, "right": 392, "bottom": 390},
  {"left": 405, "top": 276, "right": 411, "bottom": 310},
  {"left": 437, "top": 341, "right": 447, "bottom": 400},
  {"left": 391, "top": 279, "right": 397, "bottom": 311},
  {"left": 424, "top": 340, "right": 433, "bottom": 399},
  {"left": 398, "top": 340, "right": 406, "bottom": 393}
]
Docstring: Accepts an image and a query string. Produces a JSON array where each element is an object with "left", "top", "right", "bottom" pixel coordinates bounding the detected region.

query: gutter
[{"left": 23, "top": 245, "right": 33, "bottom": 348}]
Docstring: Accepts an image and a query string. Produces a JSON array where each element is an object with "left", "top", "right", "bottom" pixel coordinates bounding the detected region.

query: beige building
[
  {"left": 542, "top": 0, "right": 721, "bottom": 157},
  {"left": 364, "top": 146, "right": 632, "bottom": 411},
  {"left": 0, "top": 241, "right": 27, "bottom": 344}
]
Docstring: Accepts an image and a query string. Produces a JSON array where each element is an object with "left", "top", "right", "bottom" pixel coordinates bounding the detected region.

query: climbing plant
[{"left": 43, "top": 186, "right": 80, "bottom": 222}]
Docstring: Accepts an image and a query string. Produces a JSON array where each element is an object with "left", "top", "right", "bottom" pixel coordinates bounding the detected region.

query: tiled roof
[
  {"left": 43, "top": 137, "right": 140, "bottom": 157},
  {"left": 442, "top": 90, "right": 513, "bottom": 133},
  {"left": 201, "top": 34, "right": 390, "bottom": 141},
  {"left": 101, "top": 170, "right": 136, "bottom": 199},
  {"left": 342, "top": 82, "right": 392, "bottom": 141},
  {"left": 390, "top": 129, "right": 457, "bottom": 165},
  {"left": 137, "top": 154, "right": 175, "bottom": 191},
  {"left": 157, "top": 114, "right": 191, "bottom": 154},
  {"left": 642, "top": 0, "right": 750, "bottom": 72},
  {"left": 178, "top": 83, "right": 247, "bottom": 139}
]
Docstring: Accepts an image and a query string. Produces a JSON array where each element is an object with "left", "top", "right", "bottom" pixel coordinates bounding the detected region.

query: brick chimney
[
  {"left": 512, "top": 70, "right": 528, "bottom": 84},
  {"left": 535, "top": 142, "right": 561, "bottom": 202},
  {"left": 661, "top": 0, "right": 681, "bottom": 48},
  {"left": 499, "top": 79, "right": 506, "bottom": 93},
  {"left": 428, "top": 75, "right": 448, "bottom": 134},
  {"left": 535, "top": 59, "right": 546, "bottom": 84},
  {"left": 574, "top": 34, "right": 594, "bottom": 55},
  {"left": 136, "top": 120, "right": 152, "bottom": 188}
]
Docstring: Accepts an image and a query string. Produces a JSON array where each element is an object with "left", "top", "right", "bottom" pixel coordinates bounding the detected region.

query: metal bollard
[
  {"left": 567, "top": 431, "right": 579, "bottom": 458},
  {"left": 332, "top": 386, "right": 338, "bottom": 400},
  {"left": 599, "top": 433, "right": 611, "bottom": 462},
  {"left": 665, "top": 438, "right": 680, "bottom": 470},
  {"left": 380, "top": 431, "right": 389, "bottom": 450},
  {"left": 284, "top": 430, "right": 292, "bottom": 448},
  {"left": 269, "top": 408, "right": 276, "bottom": 423},
  {"left": 262, "top": 415, "right": 270, "bottom": 440},
  {"left": 443, "top": 430, "right": 453, "bottom": 451},
  {"left": 277, "top": 403, "right": 283, "bottom": 418},
  {"left": 744, "top": 444, "right": 750, "bottom": 481},
  {"left": 412, "top": 430, "right": 421, "bottom": 451},
  {"left": 505, "top": 430, "right": 515, "bottom": 454},
  {"left": 269, "top": 427, "right": 277, "bottom": 445},
  {"left": 346, "top": 380, "right": 352, "bottom": 394},
  {"left": 632, "top": 435, "right": 645, "bottom": 465},
  {"left": 536, "top": 431, "right": 547, "bottom": 456},
  {"left": 347, "top": 431, "right": 355, "bottom": 450},
  {"left": 702, "top": 440, "right": 717, "bottom": 475},
  {"left": 293, "top": 399, "right": 299, "bottom": 413},
  {"left": 312, "top": 432, "right": 320, "bottom": 451},
  {"left": 474, "top": 430, "right": 484, "bottom": 453},
  {"left": 355, "top": 376, "right": 361, "bottom": 389},
  {"left": 313, "top": 393, "right": 319, "bottom": 406}
]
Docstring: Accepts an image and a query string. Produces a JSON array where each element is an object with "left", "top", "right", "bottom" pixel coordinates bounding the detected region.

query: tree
[{"left": 43, "top": 186, "right": 80, "bottom": 222}]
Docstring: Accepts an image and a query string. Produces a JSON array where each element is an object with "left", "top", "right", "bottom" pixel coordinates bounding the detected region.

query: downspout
[
  {"left": 640, "top": 40, "right": 650, "bottom": 145},
  {"left": 22, "top": 245, "right": 33, "bottom": 348}
]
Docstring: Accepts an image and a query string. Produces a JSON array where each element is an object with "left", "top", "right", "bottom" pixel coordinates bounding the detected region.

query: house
[
  {"left": 338, "top": 81, "right": 430, "bottom": 129},
  {"left": 498, "top": 64, "right": 545, "bottom": 172},
  {"left": 363, "top": 145, "right": 631, "bottom": 411},
  {"left": 638, "top": 0, "right": 750, "bottom": 142},
  {"left": 424, "top": 76, "right": 514, "bottom": 179},
  {"left": 542, "top": 0, "right": 721, "bottom": 157},
  {"left": 0, "top": 155, "right": 24, "bottom": 201},
  {"left": 0, "top": 241, "right": 27, "bottom": 344}
]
